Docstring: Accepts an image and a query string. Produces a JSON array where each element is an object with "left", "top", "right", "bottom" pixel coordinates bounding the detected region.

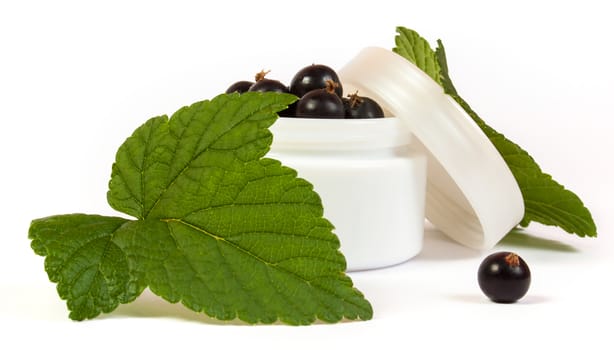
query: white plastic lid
[{"left": 338, "top": 47, "right": 524, "bottom": 250}]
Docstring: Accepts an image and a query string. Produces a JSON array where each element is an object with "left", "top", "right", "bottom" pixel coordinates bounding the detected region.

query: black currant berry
[
  {"left": 344, "top": 92, "right": 384, "bottom": 119},
  {"left": 248, "top": 70, "right": 290, "bottom": 93},
  {"left": 290, "top": 64, "right": 343, "bottom": 98},
  {"left": 225, "top": 80, "right": 253, "bottom": 94},
  {"left": 278, "top": 102, "right": 297, "bottom": 118},
  {"left": 295, "top": 80, "right": 345, "bottom": 118},
  {"left": 477, "top": 252, "right": 531, "bottom": 303},
  {"left": 246, "top": 70, "right": 297, "bottom": 117}
]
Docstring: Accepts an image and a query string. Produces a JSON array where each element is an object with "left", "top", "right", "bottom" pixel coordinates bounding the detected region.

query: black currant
[
  {"left": 225, "top": 80, "right": 253, "bottom": 94},
  {"left": 477, "top": 251, "right": 531, "bottom": 303},
  {"left": 279, "top": 102, "right": 297, "bottom": 118},
  {"left": 245, "top": 70, "right": 297, "bottom": 117},
  {"left": 248, "top": 70, "right": 290, "bottom": 93},
  {"left": 295, "top": 80, "right": 345, "bottom": 118},
  {"left": 290, "top": 64, "right": 343, "bottom": 98},
  {"left": 344, "top": 92, "right": 385, "bottom": 119}
]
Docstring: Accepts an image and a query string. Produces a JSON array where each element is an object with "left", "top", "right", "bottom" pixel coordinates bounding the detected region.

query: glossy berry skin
[
  {"left": 478, "top": 252, "right": 531, "bottom": 303},
  {"left": 247, "top": 72, "right": 295, "bottom": 117},
  {"left": 296, "top": 88, "right": 345, "bottom": 118},
  {"left": 290, "top": 64, "right": 343, "bottom": 98},
  {"left": 279, "top": 101, "right": 297, "bottom": 118},
  {"left": 248, "top": 79, "right": 290, "bottom": 94},
  {"left": 225, "top": 81, "right": 253, "bottom": 94},
  {"left": 344, "top": 96, "right": 384, "bottom": 119}
]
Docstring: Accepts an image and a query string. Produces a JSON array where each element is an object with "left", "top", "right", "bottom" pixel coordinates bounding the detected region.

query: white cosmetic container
[{"left": 269, "top": 117, "right": 426, "bottom": 271}]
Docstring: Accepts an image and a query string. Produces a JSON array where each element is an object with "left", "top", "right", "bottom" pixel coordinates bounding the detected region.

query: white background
[{"left": 1, "top": 0, "right": 613, "bottom": 349}]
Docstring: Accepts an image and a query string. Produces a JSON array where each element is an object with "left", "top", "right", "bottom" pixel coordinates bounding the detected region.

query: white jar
[{"left": 268, "top": 117, "right": 426, "bottom": 271}]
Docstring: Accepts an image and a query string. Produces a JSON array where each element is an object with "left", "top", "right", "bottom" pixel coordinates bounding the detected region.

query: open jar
[
  {"left": 268, "top": 47, "right": 524, "bottom": 272},
  {"left": 268, "top": 117, "right": 426, "bottom": 271}
]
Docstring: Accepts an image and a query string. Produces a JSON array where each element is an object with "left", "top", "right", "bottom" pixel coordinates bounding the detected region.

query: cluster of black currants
[{"left": 225, "top": 64, "right": 384, "bottom": 119}]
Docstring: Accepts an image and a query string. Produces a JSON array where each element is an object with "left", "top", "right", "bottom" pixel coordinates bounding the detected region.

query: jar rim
[{"left": 269, "top": 116, "right": 412, "bottom": 151}]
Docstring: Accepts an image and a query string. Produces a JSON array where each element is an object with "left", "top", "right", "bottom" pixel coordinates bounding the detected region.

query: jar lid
[{"left": 338, "top": 47, "right": 524, "bottom": 250}]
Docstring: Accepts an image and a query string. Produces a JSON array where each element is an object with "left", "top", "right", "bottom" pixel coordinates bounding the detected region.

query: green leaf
[
  {"left": 106, "top": 115, "right": 173, "bottom": 219},
  {"left": 114, "top": 204, "right": 368, "bottom": 325},
  {"left": 393, "top": 26, "right": 441, "bottom": 84},
  {"left": 446, "top": 92, "right": 596, "bottom": 236},
  {"left": 28, "top": 214, "right": 143, "bottom": 320},
  {"left": 434, "top": 38, "right": 456, "bottom": 96},
  {"left": 393, "top": 26, "right": 596, "bottom": 237},
  {"left": 30, "top": 92, "right": 372, "bottom": 324},
  {"left": 435, "top": 40, "right": 596, "bottom": 237}
]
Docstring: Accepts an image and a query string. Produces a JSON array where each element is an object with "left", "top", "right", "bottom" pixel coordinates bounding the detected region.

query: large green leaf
[{"left": 30, "top": 92, "right": 373, "bottom": 324}]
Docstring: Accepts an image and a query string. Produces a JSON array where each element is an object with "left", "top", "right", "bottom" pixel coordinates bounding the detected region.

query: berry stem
[
  {"left": 347, "top": 90, "right": 363, "bottom": 108},
  {"left": 255, "top": 70, "right": 271, "bottom": 82},
  {"left": 324, "top": 80, "right": 339, "bottom": 94},
  {"left": 504, "top": 253, "right": 520, "bottom": 267}
]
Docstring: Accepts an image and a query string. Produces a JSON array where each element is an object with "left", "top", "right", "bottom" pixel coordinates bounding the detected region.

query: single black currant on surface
[
  {"left": 225, "top": 80, "right": 253, "bottom": 94},
  {"left": 248, "top": 70, "right": 290, "bottom": 94},
  {"left": 477, "top": 251, "right": 531, "bottom": 303},
  {"left": 344, "top": 91, "right": 385, "bottom": 119},
  {"left": 295, "top": 80, "right": 345, "bottom": 118},
  {"left": 290, "top": 64, "right": 343, "bottom": 98}
]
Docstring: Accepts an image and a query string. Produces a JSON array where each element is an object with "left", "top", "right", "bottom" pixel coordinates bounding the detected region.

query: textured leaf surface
[
  {"left": 28, "top": 214, "right": 141, "bottom": 320},
  {"left": 393, "top": 26, "right": 441, "bottom": 84},
  {"left": 30, "top": 92, "right": 372, "bottom": 324},
  {"left": 393, "top": 26, "right": 596, "bottom": 237}
]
